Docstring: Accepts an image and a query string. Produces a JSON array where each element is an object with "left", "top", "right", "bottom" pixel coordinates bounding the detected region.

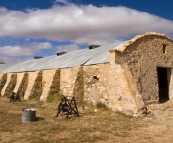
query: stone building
[{"left": 0, "top": 32, "right": 173, "bottom": 115}]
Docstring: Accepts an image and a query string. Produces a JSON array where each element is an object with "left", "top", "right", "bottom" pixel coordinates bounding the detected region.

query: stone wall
[
  {"left": 0, "top": 74, "right": 3, "bottom": 80},
  {"left": 24, "top": 71, "right": 39, "bottom": 100},
  {"left": 83, "top": 63, "right": 142, "bottom": 114},
  {"left": 4, "top": 73, "right": 17, "bottom": 97},
  {"left": 40, "top": 69, "right": 57, "bottom": 101},
  {"left": 47, "top": 69, "right": 60, "bottom": 97},
  {"left": 13, "top": 73, "right": 24, "bottom": 93},
  {"left": 17, "top": 73, "right": 28, "bottom": 98},
  {"left": 60, "top": 66, "right": 83, "bottom": 97},
  {"left": 29, "top": 71, "right": 43, "bottom": 101},
  {"left": 1, "top": 73, "right": 13, "bottom": 96},
  {"left": 112, "top": 34, "right": 173, "bottom": 104},
  {"left": 0, "top": 74, "right": 7, "bottom": 96},
  {"left": 72, "top": 67, "right": 83, "bottom": 100}
]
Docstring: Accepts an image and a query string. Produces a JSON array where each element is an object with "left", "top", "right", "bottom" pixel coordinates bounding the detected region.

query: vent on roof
[
  {"left": 88, "top": 45, "right": 100, "bottom": 50},
  {"left": 34, "top": 56, "right": 43, "bottom": 59},
  {"left": 56, "top": 52, "right": 67, "bottom": 56}
]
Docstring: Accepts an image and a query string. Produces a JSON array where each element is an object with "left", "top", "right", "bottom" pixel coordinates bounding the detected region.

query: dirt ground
[{"left": 0, "top": 97, "right": 173, "bottom": 143}]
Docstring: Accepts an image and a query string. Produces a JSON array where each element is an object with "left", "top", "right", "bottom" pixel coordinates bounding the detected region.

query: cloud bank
[
  {"left": 0, "top": 4, "right": 173, "bottom": 45},
  {"left": 56, "top": 44, "right": 80, "bottom": 52},
  {"left": 0, "top": 56, "right": 21, "bottom": 63},
  {"left": 0, "top": 2, "right": 173, "bottom": 63},
  {"left": 0, "top": 42, "right": 52, "bottom": 56}
]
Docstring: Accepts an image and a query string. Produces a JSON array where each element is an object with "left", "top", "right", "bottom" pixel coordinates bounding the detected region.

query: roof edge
[{"left": 109, "top": 32, "right": 172, "bottom": 53}]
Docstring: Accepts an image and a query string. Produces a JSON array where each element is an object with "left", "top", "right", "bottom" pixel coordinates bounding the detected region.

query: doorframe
[{"left": 156, "top": 66, "right": 172, "bottom": 102}]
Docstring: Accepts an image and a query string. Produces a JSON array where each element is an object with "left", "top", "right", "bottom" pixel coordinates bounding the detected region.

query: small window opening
[
  {"left": 56, "top": 52, "right": 67, "bottom": 56},
  {"left": 162, "top": 44, "right": 167, "bottom": 54},
  {"left": 34, "top": 56, "right": 43, "bottom": 59},
  {"left": 93, "top": 76, "right": 99, "bottom": 80},
  {"left": 88, "top": 45, "right": 100, "bottom": 50}
]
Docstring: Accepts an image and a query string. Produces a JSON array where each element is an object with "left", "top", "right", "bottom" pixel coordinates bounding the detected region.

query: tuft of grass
[
  {"left": 115, "top": 110, "right": 133, "bottom": 118},
  {"left": 46, "top": 94, "right": 62, "bottom": 104},
  {"left": 96, "top": 102, "right": 107, "bottom": 109},
  {"left": 77, "top": 100, "right": 88, "bottom": 107}
]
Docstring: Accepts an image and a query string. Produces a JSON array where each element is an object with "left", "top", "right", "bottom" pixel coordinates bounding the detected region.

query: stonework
[
  {"left": 4, "top": 73, "right": 17, "bottom": 97},
  {"left": 83, "top": 63, "right": 142, "bottom": 114},
  {"left": 60, "top": 67, "right": 82, "bottom": 97},
  {"left": 16, "top": 73, "right": 28, "bottom": 98},
  {"left": 1, "top": 73, "right": 13, "bottom": 96},
  {"left": 1, "top": 32, "right": 173, "bottom": 115},
  {"left": 0, "top": 74, "right": 2, "bottom": 80},
  {"left": 111, "top": 34, "right": 173, "bottom": 104},
  {"left": 0, "top": 74, "right": 7, "bottom": 96},
  {"left": 40, "top": 69, "right": 57, "bottom": 101},
  {"left": 13, "top": 73, "right": 24, "bottom": 93},
  {"left": 29, "top": 71, "right": 43, "bottom": 101},
  {"left": 24, "top": 71, "right": 39, "bottom": 100}
]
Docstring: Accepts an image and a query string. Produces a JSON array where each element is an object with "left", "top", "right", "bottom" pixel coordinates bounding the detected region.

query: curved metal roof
[
  {"left": 0, "top": 62, "right": 21, "bottom": 73},
  {"left": 0, "top": 41, "right": 126, "bottom": 73}
]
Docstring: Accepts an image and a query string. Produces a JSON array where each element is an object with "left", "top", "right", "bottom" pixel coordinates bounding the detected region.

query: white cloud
[
  {"left": 0, "top": 5, "right": 172, "bottom": 45},
  {"left": 56, "top": 44, "right": 80, "bottom": 52},
  {"left": 0, "top": 56, "right": 21, "bottom": 63},
  {"left": 55, "top": 0, "right": 70, "bottom": 5},
  {"left": 0, "top": 42, "right": 52, "bottom": 56}
]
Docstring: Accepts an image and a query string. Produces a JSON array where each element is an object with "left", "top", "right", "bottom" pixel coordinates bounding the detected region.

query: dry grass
[{"left": 1, "top": 97, "right": 173, "bottom": 143}]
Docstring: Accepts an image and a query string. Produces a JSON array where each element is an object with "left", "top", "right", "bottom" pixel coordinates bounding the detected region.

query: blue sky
[{"left": 0, "top": 0, "right": 173, "bottom": 63}]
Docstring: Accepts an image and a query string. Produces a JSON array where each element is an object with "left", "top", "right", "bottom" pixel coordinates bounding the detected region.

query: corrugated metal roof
[
  {"left": 84, "top": 42, "right": 126, "bottom": 65},
  {"left": 0, "top": 61, "right": 21, "bottom": 73},
  {"left": 0, "top": 41, "right": 126, "bottom": 73}
]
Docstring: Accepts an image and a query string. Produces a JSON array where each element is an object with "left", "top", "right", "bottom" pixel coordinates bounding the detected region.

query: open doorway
[{"left": 157, "top": 67, "right": 169, "bottom": 103}]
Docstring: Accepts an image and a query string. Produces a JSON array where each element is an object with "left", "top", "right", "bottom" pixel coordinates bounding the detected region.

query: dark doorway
[{"left": 157, "top": 67, "right": 169, "bottom": 103}]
